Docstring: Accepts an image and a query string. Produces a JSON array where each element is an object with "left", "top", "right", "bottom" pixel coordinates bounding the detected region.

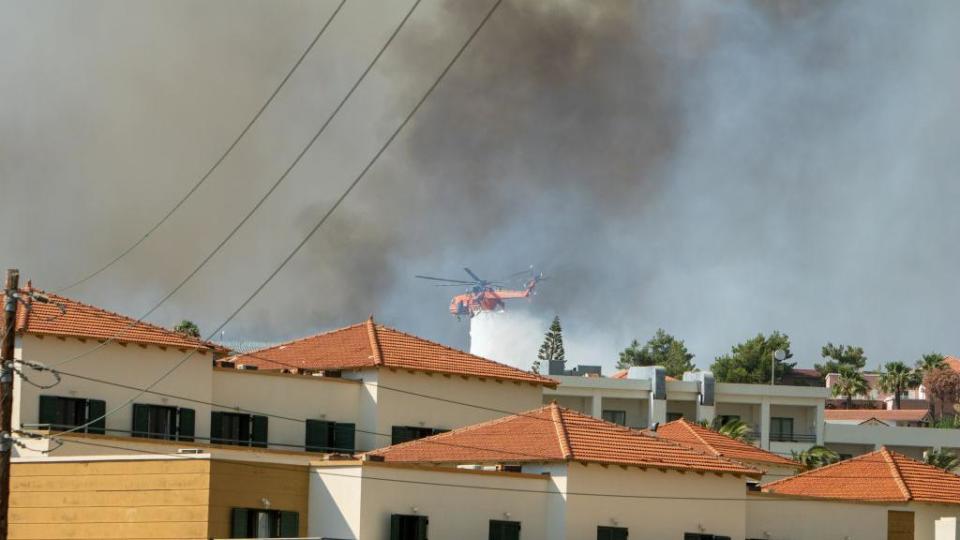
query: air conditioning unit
[{"left": 176, "top": 448, "right": 203, "bottom": 455}]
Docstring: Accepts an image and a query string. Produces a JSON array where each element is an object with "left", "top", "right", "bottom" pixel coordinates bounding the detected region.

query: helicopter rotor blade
[
  {"left": 463, "top": 267, "right": 483, "bottom": 282},
  {"left": 415, "top": 275, "right": 475, "bottom": 284}
]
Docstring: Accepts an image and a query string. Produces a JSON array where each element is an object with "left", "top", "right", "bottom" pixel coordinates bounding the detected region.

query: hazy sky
[{"left": 2, "top": 0, "right": 959, "bottom": 373}]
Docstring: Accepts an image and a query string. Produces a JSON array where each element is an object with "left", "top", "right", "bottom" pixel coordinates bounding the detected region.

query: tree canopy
[
  {"left": 878, "top": 361, "right": 921, "bottom": 410},
  {"left": 617, "top": 329, "right": 695, "bottom": 378},
  {"left": 174, "top": 319, "right": 200, "bottom": 338},
  {"left": 831, "top": 365, "right": 869, "bottom": 408},
  {"left": 815, "top": 342, "right": 867, "bottom": 377},
  {"left": 925, "top": 367, "right": 960, "bottom": 420},
  {"left": 710, "top": 331, "right": 794, "bottom": 384}
]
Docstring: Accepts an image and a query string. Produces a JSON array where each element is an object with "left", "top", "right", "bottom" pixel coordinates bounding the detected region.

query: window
[
  {"left": 38, "top": 395, "right": 105, "bottom": 434},
  {"left": 666, "top": 412, "right": 684, "bottom": 422},
  {"left": 770, "top": 417, "right": 794, "bottom": 442},
  {"left": 602, "top": 410, "right": 627, "bottom": 426},
  {"left": 210, "top": 412, "right": 268, "bottom": 447},
  {"left": 132, "top": 404, "right": 194, "bottom": 441},
  {"left": 391, "top": 425, "right": 447, "bottom": 445},
  {"left": 597, "top": 525, "right": 628, "bottom": 540},
  {"left": 305, "top": 419, "right": 355, "bottom": 453},
  {"left": 390, "top": 514, "right": 428, "bottom": 540},
  {"left": 489, "top": 519, "right": 521, "bottom": 540},
  {"left": 230, "top": 508, "right": 298, "bottom": 538}
]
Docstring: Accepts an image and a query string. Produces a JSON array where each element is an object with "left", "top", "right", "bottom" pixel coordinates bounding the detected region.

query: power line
[
  {"left": 43, "top": 0, "right": 500, "bottom": 437},
  {"left": 54, "top": 0, "right": 348, "bottom": 293},
  {"left": 45, "top": 0, "right": 422, "bottom": 372}
]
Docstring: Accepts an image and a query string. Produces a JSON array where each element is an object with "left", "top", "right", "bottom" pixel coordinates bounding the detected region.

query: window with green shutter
[
  {"left": 332, "top": 422, "right": 355, "bottom": 453},
  {"left": 489, "top": 519, "right": 521, "bottom": 540},
  {"left": 390, "top": 514, "right": 428, "bottom": 540},
  {"left": 38, "top": 395, "right": 103, "bottom": 433},
  {"left": 305, "top": 419, "right": 331, "bottom": 452},
  {"left": 598, "top": 525, "right": 628, "bottom": 540},
  {"left": 132, "top": 404, "right": 194, "bottom": 440},
  {"left": 212, "top": 412, "right": 267, "bottom": 447},
  {"left": 391, "top": 425, "right": 445, "bottom": 445}
]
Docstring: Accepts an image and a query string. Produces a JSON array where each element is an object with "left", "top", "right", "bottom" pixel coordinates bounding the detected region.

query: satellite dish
[{"left": 773, "top": 349, "right": 786, "bottom": 361}]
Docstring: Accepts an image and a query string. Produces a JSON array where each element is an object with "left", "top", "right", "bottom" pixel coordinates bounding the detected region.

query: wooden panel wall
[
  {"left": 207, "top": 460, "right": 309, "bottom": 539},
  {"left": 8, "top": 459, "right": 211, "bottom": 539}
]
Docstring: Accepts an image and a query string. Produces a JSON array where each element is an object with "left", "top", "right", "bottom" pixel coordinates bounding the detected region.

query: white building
[
  {"left": 545, "top": 366, "right": 828, "bottom": 456},
  {"left": 311, "top": 403, "right": 760, "bottom": 540}
]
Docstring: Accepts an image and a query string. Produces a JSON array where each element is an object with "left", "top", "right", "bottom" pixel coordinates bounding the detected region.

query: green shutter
[
  {"left": 210, "top": 411, "right": 223, "bottom": 444},
  {"left": 490, "top": 520, "right": 502, "bottom": 540},
  {"left": 251, "top": 415, "right": 268, "bottom": 448},
  {"left": 390, "top": 514, "right": 403, "bottom": 540},
  {"left": 177, "top": 408, "right": 195, "bottom": 442},
  {"left": 417, "top": 515, "right": 428, "bottom": 540},
  {"left": 86, "top": 399, "right": 106, "bottom": 434},
  {"left": 305, "top": 419, "right": 331, "bottom": 452},
  {"left": 38, "top": 396, "right": 60, "bottom": 428},
  {"left": 490, "top": 520, "right": 520, "bottom": 540},
  {"left": 279, "top": 511, "right": 299, "bottom": 537},
  {"left": 392, "top": 426, "right": 415, "bottom": 445},
  {"left": 132, "top": 404, "right": 149, "bottom": 437},
  {"left": 230, "top": 508, "right": 249, "bottom": 538},
  {"left": 333, "top": 422, "right": 355, "bottom": 453}
]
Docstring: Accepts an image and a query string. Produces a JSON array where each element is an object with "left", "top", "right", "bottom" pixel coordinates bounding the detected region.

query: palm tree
[
  {"left": 715, "top": 419, "right": 750, "bottom": 442},
  {"left": 791, "top": 446, "right": 841, "bottom": 471},
  {"left": 916, "top": 353, "right": 947, "bottom": 374},
  {"left": 879, "top": 361, "right": 921, "bottom": 410},
  {"left": 831, "top": 365, "right": 869, "bottom": 409},
  {"left": 924, "top": 449, "right": 960, "bottom": 472}
]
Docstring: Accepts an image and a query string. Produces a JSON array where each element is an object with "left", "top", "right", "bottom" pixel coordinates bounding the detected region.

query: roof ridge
[
  {"left": 678, "top": 419, "right": 722, "bottom": 458},
  {"left": 881, "top": 447, "right": 913, "bottom": 501},
  {"left": 26, "top": 288, "right": 216, "bottom": 350},
  {"left": 233, "top": 321, "right": 369, "bottom": 357},
  {"left": 366, "top": 316, "right": 384, "bottom": 366},
  {"left": 373, "top": 322, "right": 556, "bottom": 384},
  {"left": 551, "top": 403, "right": 573, "bottom": 460}
]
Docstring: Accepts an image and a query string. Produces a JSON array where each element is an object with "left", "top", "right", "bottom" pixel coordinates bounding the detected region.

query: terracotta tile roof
[
  {"left": 367, "top": 403, "right": 761, "bottom": 477},
  {"left": 15, "top": 283, "right": 221, "bottom": 352},
  {"left": 230, "top": 318, "right": 557, "bottom": 387},
  {"left": 824, "top": 409, "right": 930, "bottom": 423},
  {"left": 654, "top": 419, "right": 801, "bottom": 469},
  {"left": 762, "top": 447, "right": 960, "bottom": 505}
]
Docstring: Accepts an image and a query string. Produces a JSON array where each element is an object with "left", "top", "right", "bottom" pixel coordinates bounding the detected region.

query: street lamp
[{"left": 771, "top": 349, "right": 786, "bottom": 386}]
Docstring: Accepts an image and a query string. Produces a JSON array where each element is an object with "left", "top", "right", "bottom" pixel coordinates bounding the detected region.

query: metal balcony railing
[{"left": 769, "top": 432, "right": 817, "bottom": 443}]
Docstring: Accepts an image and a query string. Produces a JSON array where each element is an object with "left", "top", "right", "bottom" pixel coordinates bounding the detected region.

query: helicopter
[{"left": 415, "top": 267, "right": 544, "bottom": 320}]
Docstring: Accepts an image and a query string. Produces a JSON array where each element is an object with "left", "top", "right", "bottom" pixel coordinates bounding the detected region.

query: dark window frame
[
  {"left": 211, "top": 411, "right": 268, "bottom": 447},
  {"left": 37, "top": 395, "right": 105, "bottom": 434},
  {"left": 390, "top": 514, "right": 428, "bottom": 540},
  {"left": 391, "top": 425, "right": 448, "bottom": 445},
  {"left": 598, "top": 525, "right": 628, "bottom": 540},
  {"left": 489, "top": 519, "right": 521, "bottom": 540},
  {"left": 305, "top": 419, "right": 356, "bottom": 453},
  {"left": 601, "top": 409, "right": 627, "bottom": 426},
  {"left": 132, "top": 403, "right": 195, "bottom": 441},
  {"left": 230, "top": 507, "right": 298, "bottom": 538},
  {"left": 770, "top": 416, "right": 795, "bottom": 442}
]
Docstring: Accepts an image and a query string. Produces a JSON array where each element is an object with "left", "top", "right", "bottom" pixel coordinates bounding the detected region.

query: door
[{"left": 887, "top": 510, "right": 914, "bottom": 540}]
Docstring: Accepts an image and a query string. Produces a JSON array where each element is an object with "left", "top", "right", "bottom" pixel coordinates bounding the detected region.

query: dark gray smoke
[{"left": 2, "top": 0, "right": 959, "bottom": 371}]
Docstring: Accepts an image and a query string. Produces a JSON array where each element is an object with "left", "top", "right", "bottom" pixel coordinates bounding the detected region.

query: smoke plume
[{"left": 2, "top": 0, "right": 959, "bottom": 372}]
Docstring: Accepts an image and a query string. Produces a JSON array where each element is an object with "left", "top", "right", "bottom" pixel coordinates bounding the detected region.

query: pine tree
[{"left": 535, "top": 316, "right": 565, "bottom": 372}]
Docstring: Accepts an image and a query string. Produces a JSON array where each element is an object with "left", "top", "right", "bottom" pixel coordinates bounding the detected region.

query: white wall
[
  {"left": 15, "top": 335, "right": 213, "bottom": 446},
  {"left": 309, "top": 463, "right": 550, "bottom": 540},
  {"left": 747, "top": 495, "right": 960, "bottom": 540},
  {"left": 369, "top": 369, "right": 544, "bottom": 450},
  {"left": 825, "top": 423, "right": 960, "bottom": 453},
  {"left": 211, "top": 369, "right": 361, "bottom": 451},
  {"left": 564, "top": 464, "right": 748, "bottom": 540}
]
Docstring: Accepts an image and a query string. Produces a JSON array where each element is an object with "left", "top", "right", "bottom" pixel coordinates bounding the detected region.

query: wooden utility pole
[{"left": 0, "top": 268, "right": 19, "bottom": 540}]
